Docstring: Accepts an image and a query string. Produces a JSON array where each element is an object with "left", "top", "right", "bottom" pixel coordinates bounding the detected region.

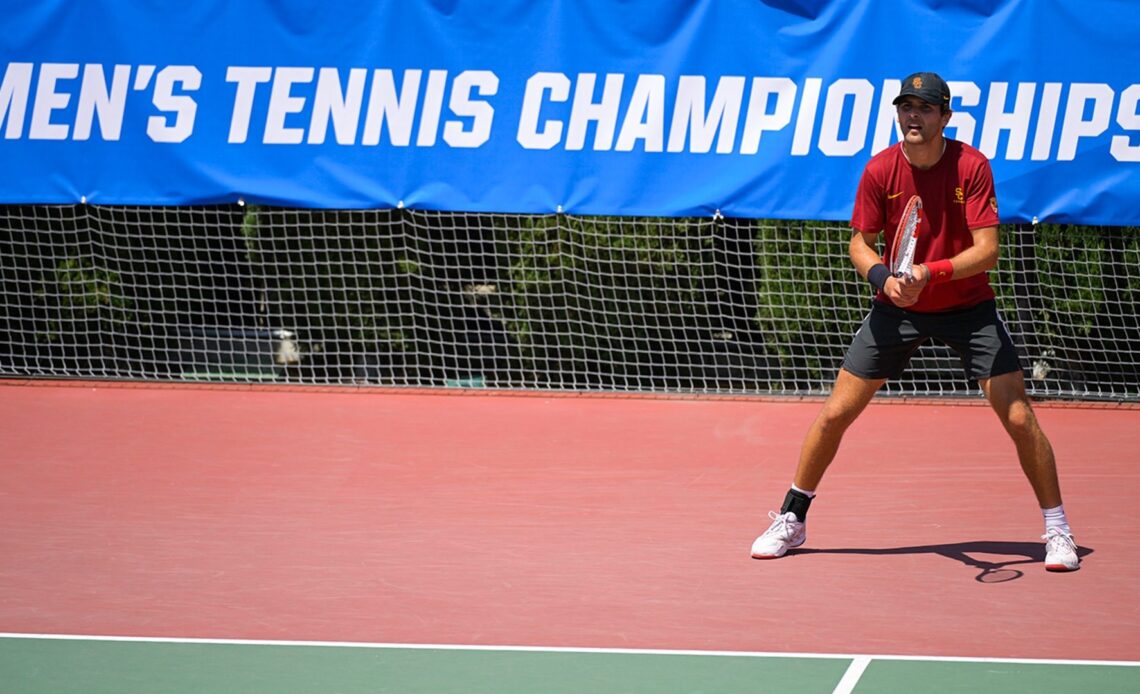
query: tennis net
[{"left": 1, "top": 204, "right": 1136, "bottom": 401}]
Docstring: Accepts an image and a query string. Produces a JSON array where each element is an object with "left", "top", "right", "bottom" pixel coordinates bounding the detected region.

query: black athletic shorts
[{"left": 842, "top": 299, "right": 1022, "bottom": 381}]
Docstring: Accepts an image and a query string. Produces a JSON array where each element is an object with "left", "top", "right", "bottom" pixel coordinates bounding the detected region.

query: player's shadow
[{"left": 788, "top": 540, "right": 1093, "bottom": 583}]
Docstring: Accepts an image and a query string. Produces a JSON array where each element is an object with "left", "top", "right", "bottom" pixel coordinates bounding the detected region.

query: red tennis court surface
[{"left": 1, "top": 382, "right": 1137, "bottom": 662}]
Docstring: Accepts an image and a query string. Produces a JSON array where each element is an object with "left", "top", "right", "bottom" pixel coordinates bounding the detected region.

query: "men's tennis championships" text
[{"left": 3, "top": 63, "right": 1138, "bottom": 162}]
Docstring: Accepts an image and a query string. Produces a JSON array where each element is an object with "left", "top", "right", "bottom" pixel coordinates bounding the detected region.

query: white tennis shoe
[
  {"left": 1043, "top": 527, "right": 1080, "bottom": 572},
  {"left": 751, "top": 511, "right": 806, "bottom": 559}
]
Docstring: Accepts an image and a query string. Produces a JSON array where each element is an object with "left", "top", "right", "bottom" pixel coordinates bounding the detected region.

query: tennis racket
[{"left": 888, "top": 195, "right": 922, "bottom": 278}]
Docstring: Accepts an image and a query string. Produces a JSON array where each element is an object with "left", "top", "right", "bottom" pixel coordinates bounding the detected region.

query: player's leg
[
  {"left": 980, "top": 371, "right": 1078, "bottom": 571},
  {"left": 950, "top": 300, "right": 1078, "bottom": 571},
  {"left": 752, "top": 303, "right": 915, "bottom": 559},
  {"left": 751, "top": 368, "right": 884, "bottom": 559}
]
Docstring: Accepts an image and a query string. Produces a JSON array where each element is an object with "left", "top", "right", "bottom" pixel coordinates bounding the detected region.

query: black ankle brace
[{"left": 780, "top": 489, "right": 813, "bottom": 522}]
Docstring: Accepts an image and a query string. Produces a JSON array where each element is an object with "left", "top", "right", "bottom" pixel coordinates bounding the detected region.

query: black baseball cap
[{"left": 893, "top": 72, "right": 951, "bottom": 106}]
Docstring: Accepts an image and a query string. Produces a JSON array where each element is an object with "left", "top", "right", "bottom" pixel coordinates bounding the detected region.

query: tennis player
[{"left": 750, "top": 72, "right": 1080, "bottom": 571}]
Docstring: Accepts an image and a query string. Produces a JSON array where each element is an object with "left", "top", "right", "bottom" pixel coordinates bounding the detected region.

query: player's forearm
[{"left": 848, "top": 231, "right": 883, "bottom": 278}]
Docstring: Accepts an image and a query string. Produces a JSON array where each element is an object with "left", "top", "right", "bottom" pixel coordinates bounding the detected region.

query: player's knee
[
  {"left": 1002, "top": 401, "right": 1039, "bottom": 439},
  {"left": 816, "top": 402, "right": 860, "bottom": 433}
]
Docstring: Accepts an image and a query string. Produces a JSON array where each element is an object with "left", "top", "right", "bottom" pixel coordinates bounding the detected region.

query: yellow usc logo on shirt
[{"left": 954, "top": 187, "right": 965, "bottom": 204}]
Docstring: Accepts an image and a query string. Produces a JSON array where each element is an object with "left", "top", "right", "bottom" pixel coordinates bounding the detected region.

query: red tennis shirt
[{"left": 851, "top": 139, "right": 1000, "bottom": 313}]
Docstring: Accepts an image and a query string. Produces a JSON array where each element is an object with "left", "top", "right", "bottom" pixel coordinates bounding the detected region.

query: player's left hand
[
  {"left": 888, "top": 269, "right": 928, "bottom": 307},
  {"left": 900, "top": 265, "right": 930, "bottom": 302}
]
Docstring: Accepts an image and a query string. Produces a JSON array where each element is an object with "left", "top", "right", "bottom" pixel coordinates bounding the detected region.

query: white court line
[
  {"left": 1, "top": 633, "right": 1138, "bottom": 668},
  {"left": 834, "top": 656, "right": 866, "bottom": 692},
  {"left": 833, "top": 656, "right": 871, "bottom": 694}
]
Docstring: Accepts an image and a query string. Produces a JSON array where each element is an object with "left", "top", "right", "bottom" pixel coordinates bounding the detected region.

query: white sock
[
  {"left": 791, "top": 483, "right": 816, "bottom": 498},
  {"left": 1042, "top": 504, "right": 1071, "bottom": 535}
]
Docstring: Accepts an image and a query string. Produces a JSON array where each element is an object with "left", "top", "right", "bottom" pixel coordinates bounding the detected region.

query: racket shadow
[{"left": 787, "top": 541, "right": 1094, "bottom": 583}]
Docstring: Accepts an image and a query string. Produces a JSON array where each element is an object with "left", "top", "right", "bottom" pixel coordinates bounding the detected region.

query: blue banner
[{"left": 1, "top": 1, "right": 1138, "bottom": 224}]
